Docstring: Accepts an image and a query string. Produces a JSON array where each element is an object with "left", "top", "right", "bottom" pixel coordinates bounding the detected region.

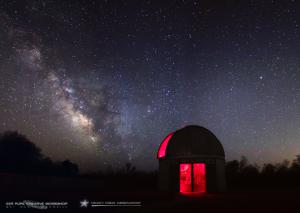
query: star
[
  {"left": 0, "top": 0, "right": 299, "bottom": 172},
  {"left": 80, "top": 200, "right": 89, "bottom": 208}
]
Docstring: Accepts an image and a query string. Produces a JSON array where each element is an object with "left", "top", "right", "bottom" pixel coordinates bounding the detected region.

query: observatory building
[{"left": 157, "top": 125, "right": 226, "bottom": 193}]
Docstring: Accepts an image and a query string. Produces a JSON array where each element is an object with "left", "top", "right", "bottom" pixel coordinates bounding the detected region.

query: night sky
[{"left": 0, "top": 0, "right": 300, "bottom": 172}]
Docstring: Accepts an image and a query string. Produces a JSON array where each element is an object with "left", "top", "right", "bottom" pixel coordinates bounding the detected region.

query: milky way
[{"left": 1, "top": 1, "right": 300, "bottom": 172}]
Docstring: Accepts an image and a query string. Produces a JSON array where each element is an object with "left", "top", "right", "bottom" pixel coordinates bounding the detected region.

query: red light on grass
[{"left": 157, "top": 133, "right": 173, "bottom": 158}]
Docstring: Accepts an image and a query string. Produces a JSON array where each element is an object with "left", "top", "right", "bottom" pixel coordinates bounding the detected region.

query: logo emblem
[{"left": 80, "top": 200, "right": 89, "bottom": 208}]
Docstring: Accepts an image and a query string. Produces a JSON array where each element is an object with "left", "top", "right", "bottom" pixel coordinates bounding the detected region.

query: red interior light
[
  {"left": 180, "top": 163, "right": 206, "bottom": 193},
  {"left": 193, "top": 163, "right": 206, "bottom": 193},
  {"left": 180, "top": 163, "right": 192, "bottom": 193}
]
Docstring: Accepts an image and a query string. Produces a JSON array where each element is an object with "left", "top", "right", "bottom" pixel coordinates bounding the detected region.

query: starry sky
[{"left": 0, "top": 0, "right": 300, "bottom": 172}]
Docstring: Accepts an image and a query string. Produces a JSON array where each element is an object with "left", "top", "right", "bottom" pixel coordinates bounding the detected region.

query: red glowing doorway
[{"left": 179, "top": 163, "right": 206, "bottom": 193}]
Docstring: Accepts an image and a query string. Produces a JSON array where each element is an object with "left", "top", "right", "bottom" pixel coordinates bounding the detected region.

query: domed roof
[{"left": 157, "top": 125, "right": 225, "bottom": 159}]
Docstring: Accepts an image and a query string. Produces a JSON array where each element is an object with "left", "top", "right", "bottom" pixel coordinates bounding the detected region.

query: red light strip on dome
[{"left": 157, "top": 133, "right": 173, "bottom": 158}]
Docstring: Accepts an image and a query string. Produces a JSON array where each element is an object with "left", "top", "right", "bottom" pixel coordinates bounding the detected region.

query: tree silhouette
[
  {"left": 0, "top": 131, "right": 43, "bottom": 173},
  {"left": 125, "top": 162, "right": 136, "bottom": 173},
  {"left": 261, "top": 163, "right": 276, "bottom": 176},
  {"left": 226, "top": 156, "right": 300, "bottom": 190},
  {"left": 0, "top": 131, "right": 78, "bottom": 176}
]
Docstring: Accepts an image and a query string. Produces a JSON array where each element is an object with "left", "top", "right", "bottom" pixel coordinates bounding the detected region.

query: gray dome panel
[{"left": 166, "top": 125, "right": 225, "bottom": 158}]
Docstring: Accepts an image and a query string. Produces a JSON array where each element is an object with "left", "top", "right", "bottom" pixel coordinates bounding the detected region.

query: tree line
[
  {"left": 226, "top": 155, "right": 300, "bottom": 190},
  {"left": 1, "top": 130, "right": 300, "bottom": 191}
]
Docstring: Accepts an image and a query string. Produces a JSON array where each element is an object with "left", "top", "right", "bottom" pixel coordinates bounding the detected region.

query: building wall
[
  {"left": 216, "top": 158, "right": 226, "bottom": 191},
  {"left": 158, "top": 160, "right": 170, "bottom": 191},
  {"left": 158, "top": 159, "right": 179, "bottom": 193}
]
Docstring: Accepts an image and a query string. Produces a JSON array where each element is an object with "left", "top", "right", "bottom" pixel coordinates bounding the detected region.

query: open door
[
  {"left": 179, "top": 163, "right": 206, "bottom": 193},
  {"left": 179, "top": 164, "right": 192, "bottom": 192},
  {"left": 193, "top": 163, "right": 206, "bottom": 193}
]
